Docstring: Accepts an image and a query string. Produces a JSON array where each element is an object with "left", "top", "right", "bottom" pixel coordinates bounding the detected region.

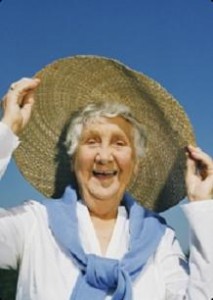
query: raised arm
[
  {"left": 0, "top": 78, "right": 40, "bottom": 179},
  {"left": 158, "top": 147, "right": 213, "bottom": 299}
]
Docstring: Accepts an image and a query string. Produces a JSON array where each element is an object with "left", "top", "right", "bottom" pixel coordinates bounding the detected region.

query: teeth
[{"left": 93, "top": 170, "right": 117, "bottom": 176}]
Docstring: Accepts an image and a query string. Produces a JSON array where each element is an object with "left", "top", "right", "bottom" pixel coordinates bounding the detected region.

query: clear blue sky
[{"left": 0, "top": 0, "right": 212, "bottom": 252}]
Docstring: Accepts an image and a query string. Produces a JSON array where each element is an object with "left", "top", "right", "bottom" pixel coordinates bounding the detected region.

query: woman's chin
[{"left": 88, "top": 183, "right": 122, "bottom": 202}]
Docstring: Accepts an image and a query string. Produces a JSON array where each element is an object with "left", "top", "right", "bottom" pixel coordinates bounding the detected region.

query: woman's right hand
[{"left": 1, "top": 77, "right": 40, "bottom": 135}]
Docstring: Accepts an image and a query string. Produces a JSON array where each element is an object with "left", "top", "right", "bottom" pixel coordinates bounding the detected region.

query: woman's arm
[
  {"left": 0, "top": 78, "right": 40, "bottom": 268},
  {"left": 158, "top": 147, "right": 213, "bottom": 299},
  {"left": 0, "top": 77, "right": 40, "bottom": 178}
]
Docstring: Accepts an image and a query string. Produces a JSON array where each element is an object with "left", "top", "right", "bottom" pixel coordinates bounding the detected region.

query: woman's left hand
[{"left": 185, "top": 145, "right": 213, "bottom": 201}]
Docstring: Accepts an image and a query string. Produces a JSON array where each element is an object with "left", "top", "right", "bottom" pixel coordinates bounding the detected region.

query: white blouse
[{"left": 0, "top": 122, "right": 213, "bottom": 300}]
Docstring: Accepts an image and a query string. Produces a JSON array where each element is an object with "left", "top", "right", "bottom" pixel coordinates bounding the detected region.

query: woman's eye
[
  {"left": 115, "top": 140, "right": 125, "bottom": 146},
  {"left": 87, "top": 139, "right": 98, "bottom": 145}
]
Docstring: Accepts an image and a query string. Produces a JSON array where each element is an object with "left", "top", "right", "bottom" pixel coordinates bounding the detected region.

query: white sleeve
[
  {"left": 157, "top": 200, "right": 213, "bottom": 300},
  {"left": 0, "top": 121, "right": 20, "bottom": 179},
  {"left": 182, "top": 200, "right": 213, "bottom": 299},
  {"left": 0, "top": 201, "right": 36, "bottom": 270},
  {"left": 0, "top": 121, "right": 23, "bottom": 269}
]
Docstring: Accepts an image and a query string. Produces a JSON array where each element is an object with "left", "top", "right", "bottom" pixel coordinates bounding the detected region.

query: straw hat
[{"left": 14, "top": 55, "right": 196, "bottom": 212}]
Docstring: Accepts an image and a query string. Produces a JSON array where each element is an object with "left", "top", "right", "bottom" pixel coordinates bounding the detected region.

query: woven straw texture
[{"left": 14, "top": 56, "right": 196, "bottom": 212}]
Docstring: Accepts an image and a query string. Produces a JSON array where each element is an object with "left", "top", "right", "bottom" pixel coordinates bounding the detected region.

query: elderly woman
[{"left": 0, "top": 56, "right": 213, "bottom": 300}]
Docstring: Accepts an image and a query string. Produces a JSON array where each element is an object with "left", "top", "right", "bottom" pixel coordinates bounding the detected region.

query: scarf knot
[{"left": 86, "top": 254, "right": 119, "bottom": 291}]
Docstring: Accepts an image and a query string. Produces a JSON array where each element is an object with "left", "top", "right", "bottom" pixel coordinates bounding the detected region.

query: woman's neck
[
  {"left": 90, "top": 213, "right": 118, "bottom": 255},
  {"left": 80, "top": 192, "right": 121, "bottom": 254}
]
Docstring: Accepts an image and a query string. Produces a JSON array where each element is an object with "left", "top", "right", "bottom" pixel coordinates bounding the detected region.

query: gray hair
[{"left": 65, "top": 102, "right": 146, "bottom": 159}]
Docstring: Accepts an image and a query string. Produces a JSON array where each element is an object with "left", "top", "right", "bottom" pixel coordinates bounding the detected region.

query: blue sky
[{"left": 0, "top": 0, "right": 212, "bottom": 252}]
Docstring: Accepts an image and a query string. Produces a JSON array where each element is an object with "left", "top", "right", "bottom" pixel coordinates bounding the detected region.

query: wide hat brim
[{"left": 14, "top": 55, "right": 196, "bottom": 212}]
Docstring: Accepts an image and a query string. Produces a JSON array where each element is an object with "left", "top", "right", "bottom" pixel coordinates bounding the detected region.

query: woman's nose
[{"left": 95, "top": 146, "right": 113, "bottom": 163}]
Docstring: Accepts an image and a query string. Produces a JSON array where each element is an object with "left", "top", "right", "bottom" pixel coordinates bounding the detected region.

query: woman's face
[{"left": 73, "top": 116, "right": 138, "bottom": 207}]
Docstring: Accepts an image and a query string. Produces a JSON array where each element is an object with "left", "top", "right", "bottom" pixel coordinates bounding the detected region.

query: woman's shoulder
[{"left": 0, "top": 199, "right": 48, "bottom": 225}]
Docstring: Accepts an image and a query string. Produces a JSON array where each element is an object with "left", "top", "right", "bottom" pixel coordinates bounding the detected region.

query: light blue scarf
[{"left": 43, "top": 186, "right": 166, "bottom": 300}]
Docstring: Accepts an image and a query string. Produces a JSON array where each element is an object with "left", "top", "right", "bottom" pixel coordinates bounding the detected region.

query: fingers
[
  {"left": 186, "top": 145, "right": 212, "bottom": 166},
  {"left": 185, "top": 145, "right": 213, "bottom": 201},
  {"left": 5, "top": 77, "right": 40, "bottom": 107},
  {"left": 19, "top": 91, "right": 36, "bottom": 127},
  {"left": 186, "top": 145, "right": 213, "bottom": 180},
  {"left": 9, "top": 77, "right": 40, "bottom": 92},
  {"left": 1, "top": 77, "right": 40, "bottom": 134},
  {"left": 1, "top": 77, "right": 40, "bottom": 110}
]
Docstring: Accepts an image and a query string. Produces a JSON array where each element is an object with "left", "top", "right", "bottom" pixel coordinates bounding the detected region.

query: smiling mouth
[{"left": 92, "top": 170, "right": 118, "bottom": 178}]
